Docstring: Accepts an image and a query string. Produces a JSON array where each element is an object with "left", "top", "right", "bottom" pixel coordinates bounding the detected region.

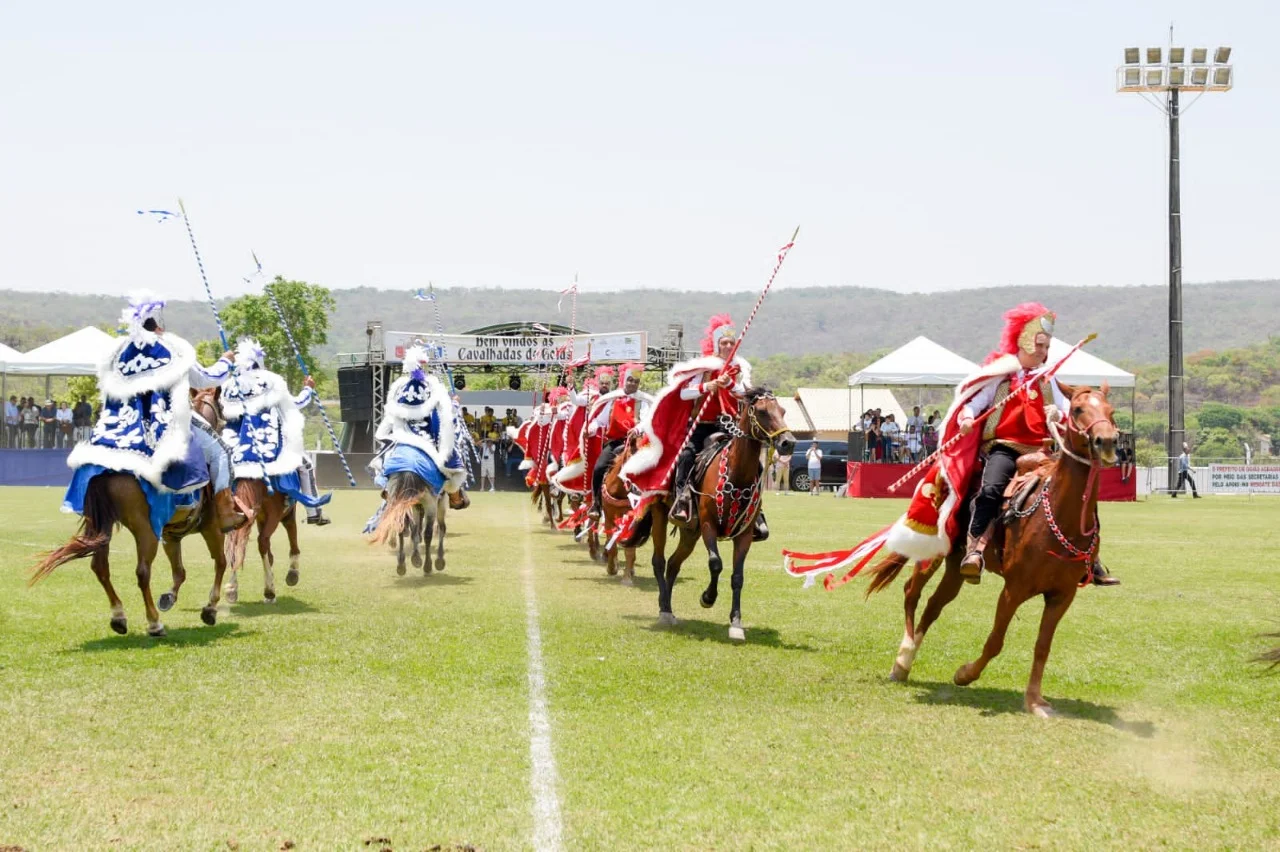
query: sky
[{"left": 1, "top": 1, "right": 1277, "bottom": 301}]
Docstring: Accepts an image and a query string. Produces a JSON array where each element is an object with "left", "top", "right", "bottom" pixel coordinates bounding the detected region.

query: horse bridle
[
  {"left": 723, "top": 391, "right": 788, "bottom": 443},
  {"left": 1050, "top": 392, "right": 1113, "bottom": 537}
]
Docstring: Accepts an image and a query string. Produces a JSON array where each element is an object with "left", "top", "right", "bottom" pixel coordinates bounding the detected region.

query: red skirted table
[{"left": 845, "top": 461, "right": 1137, "bottom": 501}]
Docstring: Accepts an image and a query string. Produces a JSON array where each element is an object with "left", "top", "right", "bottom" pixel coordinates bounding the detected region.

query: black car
[{"left": 789, "top": 440, "right": 848, "bottom": 491}]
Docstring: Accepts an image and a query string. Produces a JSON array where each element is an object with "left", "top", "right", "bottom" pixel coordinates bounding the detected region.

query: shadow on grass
[
  {"left": 73, "top": 622, "right": 251, "bottom": 653},
  {"left": 622, "top": 614, "right": 817, "bottom": 652},
  {"left": 391, "top": 572, "right": 476, "bottom": 588},
  {"left": 905, "top": 679, "right": 1156, "bottom": 736},
  {"left": 228, "top": 596, "right": 321, "bottom": 618},
  {"left": 570, "top": 574, "right": 660, "bottom": 593}
]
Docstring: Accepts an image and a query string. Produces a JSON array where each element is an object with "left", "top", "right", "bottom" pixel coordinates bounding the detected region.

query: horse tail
[
  {"left": 862, "top": 553, "right": 911, "bottom": 597},
  {"left": 30, "top": 475, "right": 118, "bottom": 585},
  {"left": 224, "top": 479, "right": 266, "bottom": 570},
  {"left": 369, "top": 472, "right": 429, "bottom": 546}
]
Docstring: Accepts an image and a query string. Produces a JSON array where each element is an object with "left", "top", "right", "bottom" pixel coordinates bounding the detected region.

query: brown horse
[
  {"left": 223, "top": 479, "right": 301, "bottom": 605},
  {"left": 649, "top": 387, "right": 795, "bottom": 641},
  {"left": 868, "top": 385, "right": 1118, "bottom": 717},
  {"left": 29, "top": 389, "right": 231, "bottom": 637},
  {"left": 600, "top": 439, "right": 646, "bottom": 584}
]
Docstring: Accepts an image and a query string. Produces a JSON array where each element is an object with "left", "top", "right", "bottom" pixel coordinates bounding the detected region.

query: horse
[
  {"left": 599, "top": 438, "right": 647, "bottom": 584},
  {"left": 223, "top": 479, "right": 301, "bottom": 605},
  {"left": 865, "top": 384, "right": 1118, "bottom": 717},
  {"left": 648, "top": 387, "right": 795, "bottom": 641},
  {"left": 369, "top": 469, "right": 449, "bottom": 576},
  {"left": 29, "top": 389, "right": 230, "bottom": 637}
]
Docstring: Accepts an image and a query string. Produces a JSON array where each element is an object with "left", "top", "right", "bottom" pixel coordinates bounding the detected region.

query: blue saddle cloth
[
  {"left": 263, "top": 471, "right": 332, "bottom": 509},
  {"left": 381, "top": 444, "right": 447, "bottom": 494},
  {"left": 64, "top": 435, "right": 208, "bottom": 539}
]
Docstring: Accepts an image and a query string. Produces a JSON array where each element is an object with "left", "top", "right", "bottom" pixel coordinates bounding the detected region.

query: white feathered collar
[
  {"left": 98, "top": 333, "right": 198, "bottom": 401},
  {"left": 221, "top": 368, "right": 293, "bottom": 420}
]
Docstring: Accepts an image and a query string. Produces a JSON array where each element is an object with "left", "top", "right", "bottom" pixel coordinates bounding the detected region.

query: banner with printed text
[
  {"left": 1209, "top": 464, "right": 1280, "bottom": 494},
  {"left": 382, "top": 331, "right": 647, "bottom": 366}
]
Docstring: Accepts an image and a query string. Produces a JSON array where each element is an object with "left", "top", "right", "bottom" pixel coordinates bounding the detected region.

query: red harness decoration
[{"left": 713, "top": 447, "right": 761, "bottom": 540}]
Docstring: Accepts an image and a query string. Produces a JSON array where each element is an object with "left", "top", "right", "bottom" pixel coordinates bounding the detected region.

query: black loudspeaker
[
  {"left": 338, "top": 367, "right": 373, "bottom": 422},
  {"left": 846, "top": 430, "right": 865, "bottom": 462}
]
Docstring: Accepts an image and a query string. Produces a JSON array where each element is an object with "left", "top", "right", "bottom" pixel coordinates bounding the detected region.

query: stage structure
[{"left": 333, "top": 320, "right": 683, "bottom": 454}]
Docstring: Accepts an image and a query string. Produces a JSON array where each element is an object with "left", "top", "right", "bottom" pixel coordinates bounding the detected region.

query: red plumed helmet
[
  {"left": 700, "top": 314, "right": 737, "bottom": 356},
  {"left": 986, "top": 302, "right": 1055, "bottom": 364},
  {"left": 593, "top": 365, "right": 616, "bottom": 382},
  {"left": 547, "top": 386, "right": 569, "bottom": 402},
  {"left": 620, "top": 362, "right": 645, "bottom": 381}
]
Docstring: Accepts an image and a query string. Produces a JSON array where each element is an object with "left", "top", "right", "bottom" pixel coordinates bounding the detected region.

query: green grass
[{"left": 1, "top": 488, "right": 1278, "bottom": 849}]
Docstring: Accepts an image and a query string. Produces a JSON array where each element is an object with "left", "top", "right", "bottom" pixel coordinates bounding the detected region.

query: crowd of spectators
[
  {"left": 3, "top": 395, "right": 95, "bottom": 449},
  {"left": 858, "top": 405, "right": 942, "bottom": 463}
]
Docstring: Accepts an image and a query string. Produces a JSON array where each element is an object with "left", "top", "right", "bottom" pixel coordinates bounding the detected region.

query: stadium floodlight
[
  {"left": 508, "top": 374, "right": 522, "bottom": 391},
  {"left": 1117, "top": 33, "right": 1235, "bottom": 493}
]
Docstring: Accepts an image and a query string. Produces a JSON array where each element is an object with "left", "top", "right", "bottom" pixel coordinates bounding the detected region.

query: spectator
[
  {"left": 1117, "top": 434, "right": 1133, "bottom": 483},
  {"left": 479, "top": 406, "right": 498, "bottom": 441},
  {"left": 866, "top": 416, "right": 881, "bottom": 462},
  {"left": 906, "top": 406, "right": 924, "bottom": 462},
  {"left": 881, "top": 414, "right": 901, "bottom": 463},
  {"left": 1172, "top": 441, "right": 1200, "bottom": 498},
  {"left": 923, "top": 412, "right": 939, "bottom": 456},
  {"left": 22, "top": 399, "right": 40, "bottom": 448},
  {"left": 4, "top": 395, "right": 17, "bottom": 448},
  {"left": 773, "top": 446, "right": 791, "bottom": 494},
  {"left": 40, "top": 398, "right": 57, "bottom": 448},
  {"left": 805, "top": 440, "right": 823, "bottom": 495},
  {"left": 56, "top": 400, "right": 73, "bottom": 448},
  {"left": 73, "top": 395, "right": 94, "bottom": 442},
  {"left": 480, "top": 438, "right": 496, "bottom": 492}
]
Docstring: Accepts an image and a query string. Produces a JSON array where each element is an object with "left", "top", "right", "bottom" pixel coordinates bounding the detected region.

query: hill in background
[{"left": 1, "top": 278, "right": 1275, "bottom": 366}]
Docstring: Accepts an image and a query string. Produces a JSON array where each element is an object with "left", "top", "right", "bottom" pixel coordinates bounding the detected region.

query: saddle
[{"left": 1002, "top": 450, "right": 1054, "bottom": 519}]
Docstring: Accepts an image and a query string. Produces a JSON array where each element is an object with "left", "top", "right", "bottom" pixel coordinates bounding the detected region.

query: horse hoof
[
  {"left": 605, "top": 564, "right": 617, "bottom": 576},
  {"left": 157, "top": 592, "right": 177, "bottom": 612},
  {"left": 110, "top": 617, "right": 128, "bottom": 635},
  {"left": 285, "top": 569, "right": 299, "bottom": 587},
  {"left": 224, "top": 586, "right": 238, "bottom": 604},
  {"left": 263, "top": 593, "right": 277, "bottom": 605},
  {"left": 147, "top": 623, "right": 167, "bottom": 638},
  {"left": 657, "top": 612, "right": 678, "bottom": 627},
  {"left": 423, "top": 563, "right": 433, "bottom": 575},
  {"left": 411, "top": 552, "right": 423, "bottom": 569},
  {"left": 953, "top": 664, "right": 977, "bottom": 687},
  {"left": 728, "top": 624, "right": 746, "bottom": 643},
  {"left": 699, "top": 592, "right": 716, "bottom": 609},
  {"left": 396, "top": 564, "right": 407, "bottom": 576},
  {"left": 889, "top": 664, "right": 910, "bottom": 683},
  {"left": 1027, "top": 701, "right": 1056, "bottom": 719},
  {"left": 620, "top": 575, "right": 634, "bottom": 587},
  {"left": 200, "top": 606, "right": 217, "bottom": 626},
  {"left": 435, "top": 559, "right": 445, "bottom": 573}
]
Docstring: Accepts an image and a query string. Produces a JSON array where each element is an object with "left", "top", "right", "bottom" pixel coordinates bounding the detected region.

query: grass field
[{"left": 1, "top": 486, "right": 1278, "bottom": 850}]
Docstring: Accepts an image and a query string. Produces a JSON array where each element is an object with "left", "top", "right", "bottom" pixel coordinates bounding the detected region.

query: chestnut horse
[
  {"left": 648, "top": 387, "right": 795, "bottom": 641},
  {"left": 223, "top": 479, "right": 301, "bottom": 605},
  {"left": 30, "top": 389, "right": 230, "bottom": 637},
  {"left": 600, "top": 439, "right": 646, "bottom": 584},
  {"left": 867, "top": 385, "right": 1118, "bottom": 717}
]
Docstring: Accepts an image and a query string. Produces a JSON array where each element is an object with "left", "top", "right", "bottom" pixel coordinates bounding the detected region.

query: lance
[
  {"left": 885, "top": 332, "right": 1100, "bottom": 494},
  {"left": 606, "top": 227, "right": 800, "bottom": 550},
  {"left": 260, "top": 272, "right": 358, "bottom": 488},
  {"left": 424, "top": 283, "right": 480, "bottom": 476},
  {"left": 176, "top": 198, "right": 229, "bottom": 350}
]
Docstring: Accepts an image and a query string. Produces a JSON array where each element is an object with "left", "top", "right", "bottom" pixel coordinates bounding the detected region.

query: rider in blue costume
[
  {"left": 65, "top": 292, "right": 249, "bottom": 533},
  {"left": 219, "top": 338, "right": 332, "bottom": 522}
]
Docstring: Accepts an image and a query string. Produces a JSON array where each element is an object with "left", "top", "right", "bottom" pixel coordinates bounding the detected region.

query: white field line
[{"left": 522, "top": 527, "right": 564, "bottom": 851}]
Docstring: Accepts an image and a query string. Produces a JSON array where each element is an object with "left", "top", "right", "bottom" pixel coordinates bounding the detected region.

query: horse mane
[{"left": 744, "top": 385, "right": 774, "bottom": 403}]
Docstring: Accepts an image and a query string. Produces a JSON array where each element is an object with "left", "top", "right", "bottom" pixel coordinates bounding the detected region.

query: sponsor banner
[
  {"left": 1209, "top": 464, "right": 1280, "bottom": 494},
  {"left": 383, "top": 331, "right": 647, "bottom": 366}
]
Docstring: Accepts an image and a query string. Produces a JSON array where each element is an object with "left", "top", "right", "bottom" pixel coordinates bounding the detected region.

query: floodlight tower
[{"left": 1117, "top": 39, "right": 1233, "bottom": 488}]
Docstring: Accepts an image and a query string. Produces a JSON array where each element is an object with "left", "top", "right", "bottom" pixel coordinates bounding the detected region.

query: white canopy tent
[
  {"left": 2, "top": 327, "right": 117, "bottom": 376},
  {"left": 0, "top": 342, "right": 21, "bottom": 367},
  {"left": 1048, "top": 337, "right": 1135, "bottom": 388},
  {"left": 848, "top": 336, "right": 980, "bottom": 389}
]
